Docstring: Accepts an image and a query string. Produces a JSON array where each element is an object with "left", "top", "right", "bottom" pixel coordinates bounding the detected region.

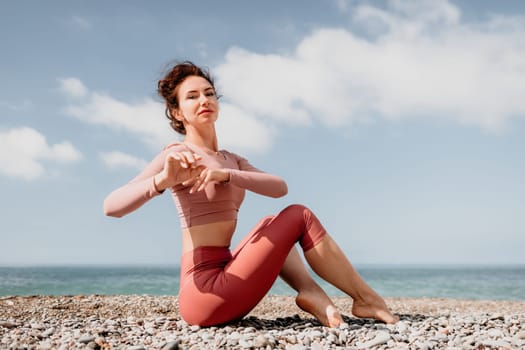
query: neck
[{"left": 184, "top": 126, "right": 218, "bottom": 152}]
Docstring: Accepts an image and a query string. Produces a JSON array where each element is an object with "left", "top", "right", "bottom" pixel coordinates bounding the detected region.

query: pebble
[
  {"left": 41, "top": 327, "right": 55, "bottom": 338},
  {"left": 79, "top": 335, "right": 96, "bottom": 344},
  {"left": 0, "top": 314, "right": 525, "bottom": 350},
  {"left": 1, "top": 295, "right": 524, "bottom": 349},
  {"left": 357, "top": 331, "right": 391, "bottom": 349},
  {"left": 161, "top": 340, "right": 180, "bottom": 350},
  {"left": 37, "top": 341, "right": 52, "bottom": 350},
  {"left": 0, "top": 321, "right": 18, "bottom": 329}
]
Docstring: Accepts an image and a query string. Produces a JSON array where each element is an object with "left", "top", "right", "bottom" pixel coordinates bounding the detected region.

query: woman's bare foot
[
  {"left": 351, "top": 296, "right": 399, "bottom": 324},
  {"left": 295, "top": 288, "right": 345, "bottom": 327}
]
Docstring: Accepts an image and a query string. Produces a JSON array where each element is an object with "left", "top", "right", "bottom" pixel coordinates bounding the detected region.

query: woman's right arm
[
  {"left": 103, "top": 145, "right": 204, "bottom": 217},
  {"left": 103, "top": 150, "right": 168, "bottom": 217}
]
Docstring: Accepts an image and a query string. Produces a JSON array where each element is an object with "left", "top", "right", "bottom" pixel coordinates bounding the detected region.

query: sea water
[{"left": 1, "top": 265, "right": 524, "bottom": 300}]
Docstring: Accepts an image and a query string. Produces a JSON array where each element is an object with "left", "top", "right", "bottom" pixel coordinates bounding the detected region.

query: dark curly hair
[{"left": 157, "top": 61, "right": 216, "bottom": 135}]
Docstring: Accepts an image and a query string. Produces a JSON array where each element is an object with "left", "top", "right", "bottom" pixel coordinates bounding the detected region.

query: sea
[{"left": 1, "top": 265, "right": 524, "bottom": 300}]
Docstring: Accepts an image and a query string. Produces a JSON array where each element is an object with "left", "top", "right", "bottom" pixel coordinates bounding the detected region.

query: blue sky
[{"left": 1, "top": 0, "right": 524, "bottom": 266}]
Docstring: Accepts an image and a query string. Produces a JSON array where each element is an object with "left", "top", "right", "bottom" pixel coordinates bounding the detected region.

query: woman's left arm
[{"left": 227, "top": 153, "right": 288, "bottom": 198}]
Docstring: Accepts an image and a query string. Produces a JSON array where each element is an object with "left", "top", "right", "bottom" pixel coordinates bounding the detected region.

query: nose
[{"left": 199, "top": 94, "right": 210, "bottom": 105}]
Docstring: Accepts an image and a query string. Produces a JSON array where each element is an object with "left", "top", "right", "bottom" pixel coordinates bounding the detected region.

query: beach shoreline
[{"left": 1, "top": 295, "right": 524, "bottom": 349}]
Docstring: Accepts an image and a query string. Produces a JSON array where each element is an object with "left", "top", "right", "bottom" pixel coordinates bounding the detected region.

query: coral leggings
[{"left": 178, "top": 204, "right": 327, "bottom": 326}]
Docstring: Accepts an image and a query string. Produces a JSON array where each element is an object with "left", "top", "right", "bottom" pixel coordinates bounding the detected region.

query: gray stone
[
  {"left": 302, "top": 335, "right": 312, "bottom": 346},
  {"left": 238, "top": 338, "right": 253, "bottom": 349},
  {"left": 94, "top": 337, "right": 105, "bottom": 346},
  {"left": 326, "top": 333, "right": 337, "bottom": 344},
  {"left": 288, "top": 345, "right": 307, "bottom": 350},
  {"left": 414, "top": 341, "right": 433, "bottom": 350},
  {"left": 127, "top": 346, "right": 146, "bottom": 350},
  {"left": 487, "top": 328, "right": 504, "bottom": 338},
  {"left": 396, "top": 321, "right": 408, "bottom": 333},
  {"left": 310, "top": 341, "right": 323, "bottom": 350},
  {"left": 41, "top": 328, "right": 55, "bottom": 338},
  {"left": 79, "top": 335, "right": 96, "bottom": 344},
  {"left": 309, "top": 330, "right": 323, "bottom": 338},
  {"left": 0, "top": 321, "right": 18, "bottom": 329},
  {"left": 253, "top": 335, "right": 268, "bottom": 348},
  {"left": 30, "top": 323, "right": 46, "bottom": 330},
  {"left": 338, "top": 331, "right": 347, "bottom": 344},
  {"left": 511, "top": 337, "right": 524, "bottom": 347},
  {"left": 30, "top": 330, "right": 43, "bottom": 339},
  {"left": 285, "top": 334, "right": 297, "bottom": 344},
  {"left": 161, "top": 340, "right": 179, "bottom": 350},
  {"left": 357, "top": 331, "right": 391, "bottom": 349},
  {"left": 36, "top": 342, "right": 53, "bottom": 350},
  {"left": 86, "top": 341, "right": 100, "bottom": 349},
  {"left": 481, "top": 339, "right": 511, "bottom": 349},
  {"left": 489, "top": 314, "right": 505, "bottom": 320}
]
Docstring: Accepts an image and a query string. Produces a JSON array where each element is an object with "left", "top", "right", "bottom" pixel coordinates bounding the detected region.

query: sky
[{"left": 1, "top": 0, "right": 524, "bottom": 266}]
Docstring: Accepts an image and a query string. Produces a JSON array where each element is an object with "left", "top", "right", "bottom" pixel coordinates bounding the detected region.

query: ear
[{"left": 171, "top": 108, "right": 184, "bottom": 121}]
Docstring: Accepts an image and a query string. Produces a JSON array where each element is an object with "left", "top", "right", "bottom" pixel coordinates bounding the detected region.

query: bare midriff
[{"left": 181, "top": 220, "right": 237, "bottom": 253}]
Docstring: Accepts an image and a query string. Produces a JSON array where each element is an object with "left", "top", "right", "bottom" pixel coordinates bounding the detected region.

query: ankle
[
  {"left": 354, "top": 289, "right": 383, "bottom": 305},
  {"left": 298, "top": 282, "right": 324, "bottom": 295}
]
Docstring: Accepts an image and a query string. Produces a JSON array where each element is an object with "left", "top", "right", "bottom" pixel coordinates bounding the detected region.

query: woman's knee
[
  {"left": 280, "top": 204, "right": 312, "bottom": 220},
  {"left": 280, "top": 204, "right": 326, "bottom": 251}
]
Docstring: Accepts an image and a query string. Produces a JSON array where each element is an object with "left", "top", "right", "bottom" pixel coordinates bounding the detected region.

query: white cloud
[
  {"left": 216, "top": 102, "right": 274, "bottom": 153},
  {"left": 215, "top": 0, "right": 525, "bottom": 133},
  {"left": 58, "top": 78, "right": 88, "bottom": 98},
  {"left": 99, "top": 151, "right": 148, "bottom": 170},
  {"left": 0, "top": 127, "right": 82, "bottom": 180},
  {"left": 62, "top": 0, "right": 525, "bottom": 157},
  {"left": 63, "top": 91, "right": 175, "bottom": 148},
  {"left": 61, "top": 79, "right": 275, "bottom": 153},
  {"left": 215, "top": 51, "right": 315, "bottom": 126}
]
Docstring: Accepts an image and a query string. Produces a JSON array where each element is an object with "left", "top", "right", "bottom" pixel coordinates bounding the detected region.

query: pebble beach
[{"left": 1, "top": 295, "right": 525, "bottom": 350}]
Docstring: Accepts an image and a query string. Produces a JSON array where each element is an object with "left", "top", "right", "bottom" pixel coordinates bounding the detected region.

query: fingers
[
  {"left": 181, "top": 176, "right": 198, "bottom": 187},
  {"left": 196, "top": 172, "right": 209, "bottom": 193},
  {"left": 167, "top": 151, "right": 202, "bottom": 169},
  {"left": 189, "top": 168, "right": 209, "bottom": 194},
  {"left": 180, "top": 165, "right": 204, "bottom": 186},
  {"left": 186, "top": 168, "right": 229, "bottom": 193},
  {"left": 180, "top": 168, "right": 226, "bottom": 193}
]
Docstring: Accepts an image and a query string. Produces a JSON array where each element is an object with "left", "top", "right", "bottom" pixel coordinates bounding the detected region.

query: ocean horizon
[{"left": 1, "top": 264, "right": 524, "bottom": 301}]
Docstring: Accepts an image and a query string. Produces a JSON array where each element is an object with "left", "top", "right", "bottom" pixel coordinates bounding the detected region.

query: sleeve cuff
[{"left": 150, "top": 177, "right": 165, "bottom": 196}]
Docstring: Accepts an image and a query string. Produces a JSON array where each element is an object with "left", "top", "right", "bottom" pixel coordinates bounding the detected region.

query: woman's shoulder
[
  {"left": 163, "top": 142, "right": 191, "bottom": 152},
  {"left": 221, "top": 149, "right": 244, "bottom": 160}
]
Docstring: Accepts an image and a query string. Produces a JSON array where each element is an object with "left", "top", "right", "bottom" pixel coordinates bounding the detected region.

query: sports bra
[
  {"left": 169, "top": 142, "right": 245, "bottom": 228},
  {"left": 103, "top": 142, "right": 287, "bottom": 229}
]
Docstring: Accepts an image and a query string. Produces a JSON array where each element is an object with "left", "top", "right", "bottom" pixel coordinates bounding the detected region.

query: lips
[{"left": 198, "top": 109, "right": 213, "bottom": 115}]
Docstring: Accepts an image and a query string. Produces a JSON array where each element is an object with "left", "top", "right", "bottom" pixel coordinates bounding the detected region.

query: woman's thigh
[
  {"left": 179, "top": 205, "right": 325, "bottom": 325},
  {"left": 225, "top": 205, "right": 313, "bottom": 293}
]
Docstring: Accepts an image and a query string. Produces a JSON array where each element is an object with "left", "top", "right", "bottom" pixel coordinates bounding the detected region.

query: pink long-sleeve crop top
[{"left": 103, "top": 142, "right": 288, "bottom": 228}]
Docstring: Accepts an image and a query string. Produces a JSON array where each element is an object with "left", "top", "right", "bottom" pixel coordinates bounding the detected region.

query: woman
[{"left": 104, "top": 61, "right": 398, "bottom": 327}]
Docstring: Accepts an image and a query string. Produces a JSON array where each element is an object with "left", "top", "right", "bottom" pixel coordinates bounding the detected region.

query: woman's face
[{"left": 175, "top": 75, "right": 219, "bottom": 128}]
